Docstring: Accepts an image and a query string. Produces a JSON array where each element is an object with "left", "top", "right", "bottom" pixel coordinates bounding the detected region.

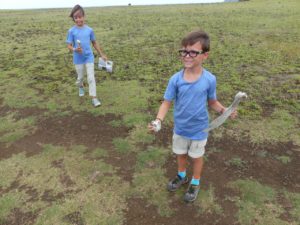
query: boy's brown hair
[
  {"left": 69, "top": 5, "right": 85, "bottom": 21},
  {"left": 181, "top": 30, "right": 210, "bottom": 53}
]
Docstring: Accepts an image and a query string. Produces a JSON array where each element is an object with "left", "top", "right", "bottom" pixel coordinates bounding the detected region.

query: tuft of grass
[
  {"left": 195, "top": 185, "right": 223, "bottom": 215},
  {"left": 129, "top": 124, "right": 155, "bottom": 145},
  {"left": 0, "top": 193, "right": 23, "bottom": 223},
  {"left": 89, "top": 147, "right": 108, "bottom": 158},
  {"left": 226, "top": 157, "right": 247, "bottom": 169},
  {"left": 135, "top": 146, "right": 169, "bottom": 171},
  {"left": 109, "top": 119, "right": 123, "bottom": 128},
  {"left": 275, "top": 155, "right": 291, "bottom": 164},
  {"left": 123, "top": 112, "right": 152, "bottom": 127},
  {"left": 112, "top": 138, "right": 134, "bottom": 154},
  {"left": 256, "top": 150, "right": 268, "bottom": 158}
]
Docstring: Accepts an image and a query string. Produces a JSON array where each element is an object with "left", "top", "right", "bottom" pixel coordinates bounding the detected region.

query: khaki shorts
[{"left": 172, "top": 133, "right": 207, "bottom": 158}]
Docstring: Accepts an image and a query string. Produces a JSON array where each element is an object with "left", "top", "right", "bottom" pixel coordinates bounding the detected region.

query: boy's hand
[
  {"left": 230, "top": 109, "right": 238, "bottom": 119},
  {"left": 148, "top": 119, "right": 161, "bottom": 132},
  {"left": 74, "top": 47, "right": 82, "bottom": 54},
  {"left": 101, "top": 54, "right": 108, "bottom": 61},
  {"left": 220, "top": 107, "right": 237, "bottom": 119}
]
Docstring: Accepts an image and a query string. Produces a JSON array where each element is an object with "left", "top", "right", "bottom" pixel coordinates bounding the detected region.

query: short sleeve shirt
[
  {"left": 164, "top": 68, "right": 217, "bottom": 140},
  {"left": 66, "top": 25, "right": 96, "bottom": 64}
]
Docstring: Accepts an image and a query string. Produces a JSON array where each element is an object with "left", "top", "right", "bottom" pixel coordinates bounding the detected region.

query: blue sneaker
[
  {"left": 79, "top": 87, "right": 85, "bottom": 97},
  {"left": 92, "top": 98, "right": 101, "bottom": 107}
]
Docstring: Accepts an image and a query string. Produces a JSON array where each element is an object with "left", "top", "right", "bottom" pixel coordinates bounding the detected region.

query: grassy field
[{"left": 0, "top": 0, "right": 299, "bottom": 224}]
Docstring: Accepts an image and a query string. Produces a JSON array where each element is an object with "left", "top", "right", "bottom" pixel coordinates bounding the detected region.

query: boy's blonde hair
[{"left": 181, "top": 30, "right": 210, "bottom": 53}]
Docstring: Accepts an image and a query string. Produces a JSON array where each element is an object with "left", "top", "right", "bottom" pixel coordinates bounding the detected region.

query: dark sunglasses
[{"left": 178, "top": 49, "right": 204, "bottom": 58}]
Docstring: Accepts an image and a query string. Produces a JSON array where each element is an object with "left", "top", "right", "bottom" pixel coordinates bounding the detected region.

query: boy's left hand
[
  {"left": 230, "top": 109, "right": 238, "bottom": 119},
  {"left": 101, "top": 55, "right": 108, "bottom": 61}
]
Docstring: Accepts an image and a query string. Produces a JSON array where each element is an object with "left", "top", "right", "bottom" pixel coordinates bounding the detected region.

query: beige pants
[{"left": 75, "top": 63, "right": 96, "bottom": 97}]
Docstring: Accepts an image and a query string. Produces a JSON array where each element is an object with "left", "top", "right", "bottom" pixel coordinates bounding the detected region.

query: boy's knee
[{"left": 87, "top": 77, "right": 95, "bottom": 84}]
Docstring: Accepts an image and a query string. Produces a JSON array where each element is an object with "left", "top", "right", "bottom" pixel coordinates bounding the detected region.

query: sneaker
[
  {"left": 79, "top": 87, "right": 85, "bottom": 97},
  {"left": 183, "top": 184, "right": 200, "bottom": 203},
  {"left": 92, "top": 98, "right": 101, "bottom": 107},
  {"left": 167, "top": 175, "right": 189, "bottom": 192}
]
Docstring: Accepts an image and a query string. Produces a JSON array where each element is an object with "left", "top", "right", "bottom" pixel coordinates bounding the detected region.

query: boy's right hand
[
  {"left": 74, "top": 47, "right": 82, "bottom": 54},
  {"left": 148, "top": 119, "right": 161, "bottom": 132}
]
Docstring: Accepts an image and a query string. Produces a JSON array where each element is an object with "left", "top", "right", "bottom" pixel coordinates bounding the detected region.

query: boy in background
[{"left": 66, "top": 4, "right": 107, "bottom": 107}]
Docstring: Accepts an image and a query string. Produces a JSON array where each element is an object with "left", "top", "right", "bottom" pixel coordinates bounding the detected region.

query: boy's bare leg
[
  {"left": 177, "top": 154, "right": 188, "bottom": 172},
  {"left": 192, "top": 157, "right": 204, "bottom": 179}
]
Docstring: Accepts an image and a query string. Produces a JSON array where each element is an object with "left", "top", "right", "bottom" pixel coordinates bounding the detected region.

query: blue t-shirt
[
  {"left": 66, "top": 25, "right": 96, "bottom": 64},
  {"left": 164, "top": 69, "right": 217, "bottom": 140}
]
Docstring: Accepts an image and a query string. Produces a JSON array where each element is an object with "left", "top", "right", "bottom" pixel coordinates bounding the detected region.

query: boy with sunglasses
[{"left": 148, "top": 30, "right": 237, "bottom": 202}]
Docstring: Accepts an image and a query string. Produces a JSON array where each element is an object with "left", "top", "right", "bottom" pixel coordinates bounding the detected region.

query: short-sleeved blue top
[
  {"left": 66, "top": 25, "right": 96, "bottom": 64},
  {"left": 164, "top": 68, "right": 217, "bottom": 140}
]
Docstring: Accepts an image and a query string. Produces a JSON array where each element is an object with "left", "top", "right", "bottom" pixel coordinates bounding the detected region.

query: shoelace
[
  {"left": 172, "top": 175, "right": 184, "bottom": 184},
  {"left": 188, "top": 185, "right": 197, "bottom": 194}
]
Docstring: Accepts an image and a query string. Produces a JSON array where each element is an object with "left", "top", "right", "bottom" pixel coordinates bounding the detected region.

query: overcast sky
[{"left": 0, "top": 0, "right": 224, "bottom": 9}]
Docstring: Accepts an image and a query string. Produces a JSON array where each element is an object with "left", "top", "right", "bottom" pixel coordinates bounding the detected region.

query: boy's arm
[
  {"left": 208, "top": 99, "right": 237, "bottom": 118},
  {"left": 156, "top": 100, "right": 172, "bottom": 121},
  {"left": 208, "top": 99, "right": 226, "bottom": 114},
  {"left": 92, "top": 40, "right": 107, "bottom": 60},
  {"left": 67, "top": 43, "right": 74, "bottom": 52},
  {"left": 148, "top": 100, "right": 172, "bottom": 132}
]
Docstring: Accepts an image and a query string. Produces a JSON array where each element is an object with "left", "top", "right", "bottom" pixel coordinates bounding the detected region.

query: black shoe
[
  {"left": 167, "top": 175, "right": 189, "bottom": 192},
  {"left": 183, "top": 184, "right": 200, "bottom": 202}
]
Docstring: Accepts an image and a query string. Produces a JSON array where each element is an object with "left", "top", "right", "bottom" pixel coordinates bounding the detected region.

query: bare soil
[{"left": 0, "top": 106, "right": 299, "bottom": 225}]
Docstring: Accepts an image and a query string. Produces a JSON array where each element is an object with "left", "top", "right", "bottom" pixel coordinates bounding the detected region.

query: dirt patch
[
  {"left": 63, "top": 211, "right": 85, "bottom": 225},
  {"left": 124, "top": 197, "right": 213, "bottom": 225},
  {"left": 277, "top": 193, "right": 294, "bottom": 223},
  {"left": 0, "top": 111, "right": 129, "bottom": 159},
  {"left": 103, "top": 150, "right": 137, "bottom": 183},
  {"left": 0, "top": 107, "right": 136, "bottom": 183},
  {"left": 211, "top": 137, "right": 300, "bottom": 193},
  {"left": 1, "top": 208, "right": 38, "bottom": 225},
  {"left": 1, "top": 105, "right": 299, "bottom": 225}
]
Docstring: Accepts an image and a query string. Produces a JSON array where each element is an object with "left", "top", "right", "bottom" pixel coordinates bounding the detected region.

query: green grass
[
  {"left": 0, "top": 0, "right": 300, "bottom": 223},
  {"left": 284, "top": 191, "right": 300, "bottom": 223},
  {"left": 131, "top": 168, "right": 173, "bottom": 216},
  {"left": 228, "top": 179, "right": 297, "bottom": 225},
  {"left": 226, "top": 157, "right": 247, "bottom": 169},
  {"left": 89, "top": 147, "right": 109, "bottom": 158},
  {"left": 135, "top": 146, "right": 169, "bottom": 171},
  {"left": 230, "top": 109, "right": 299, "bottom": 145},
  {"left": 0, "top": 144, "right": 130, "bottom": 225},
  {"left": 128, "top": 124, "right": 155, "bottom": 145},
  {"left": 113, "top": 138, "right": 134, "bottom": 154},
  {"left": 0, "top": 1, "right": 299, "bottom": 143},
  {"left": 0, "top": 192, "right": 23, "bottom": 223},
  {"left": 0, "top": 113, "right": 36, "bottom": 145},
  {"left": 195, "top": 185, "right": 223, "bottom": 215},
  {"left": 275, "top": 155, "right": 291, "bottom": 164},
  {"left": 131, "top": 146, "right": 171, "bottom": 216}
]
